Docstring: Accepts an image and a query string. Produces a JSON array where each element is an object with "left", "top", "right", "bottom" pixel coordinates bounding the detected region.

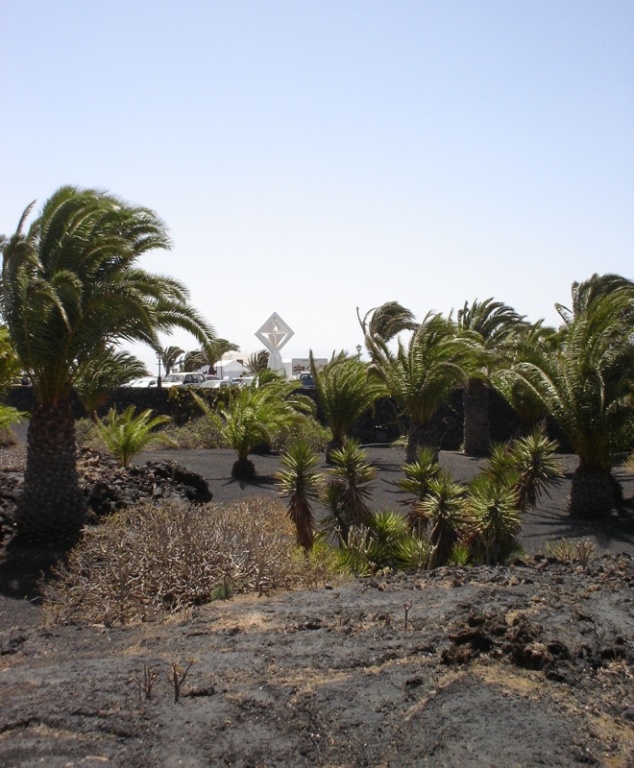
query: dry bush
[{"left": 43, "top": 497, "right": 336, "bottom": 625}]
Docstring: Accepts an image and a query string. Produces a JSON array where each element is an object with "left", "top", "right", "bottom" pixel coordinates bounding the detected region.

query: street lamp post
[
  {"left": 157, "top": 355, "right": 163, "bottom": 388},
  {"left": 356, "top": 344, "right": 362, "bottom": 359}
]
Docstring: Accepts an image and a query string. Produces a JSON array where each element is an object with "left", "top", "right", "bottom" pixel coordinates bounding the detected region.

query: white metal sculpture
[{"left": 255, "top": 312, "right": 294, "bottom": 374}]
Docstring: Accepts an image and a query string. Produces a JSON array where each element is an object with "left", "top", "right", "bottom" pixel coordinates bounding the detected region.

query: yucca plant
[
  {"left": 335, "top": 511, "right": 425, "bottom": 574},
  {"left": 321, "top": 438, "right": 377, "bottom": 542},
  {"left": 507, "top": 428, "right": 563, "bottom": 511},
  {"left": 417, "top": 472, "right": 467, "bottom": 568},
  {"left": 398, "top": 446, "right": 441, "bottom": 534},
  {"left": 483, "top": 443, "right": 520, "bottom": 488},
  {"left": 96, "top": 406, "right": 172, "bottom": 468},
  {"left": 0, "top": 326, "right": 24, "bottom": 436},
  {"left": 465, "top": 474, "right": 521, "bottom": 564},
  {"left": 364, "top": 511, "right": 410, "bottom": 570},
  {"left": 275, "top": 440, "right": 325, "bottom": 550}
]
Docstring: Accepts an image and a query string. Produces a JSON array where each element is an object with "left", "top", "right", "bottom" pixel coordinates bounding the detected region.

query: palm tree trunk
[
  {"left": 15, "top": 400, "right": 85, "bottom": 544},
  {"left": 463, "top": 378, "right": 490, "bottom": 457},
  {"left": 406, "top": 421, "right": 439, "bottom": 463},
  {"left": 568, "top": 466, "right": 617, "bottom": 518}
]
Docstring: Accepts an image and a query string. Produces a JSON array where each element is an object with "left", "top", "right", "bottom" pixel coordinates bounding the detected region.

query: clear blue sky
[{"left": 2, "top": 1, "right": 633, "bottom": 373}]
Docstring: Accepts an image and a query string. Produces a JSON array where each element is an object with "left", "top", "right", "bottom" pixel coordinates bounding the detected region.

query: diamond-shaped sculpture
[{"left": 255, "top": 313, "right": 294, "bottom": 374}]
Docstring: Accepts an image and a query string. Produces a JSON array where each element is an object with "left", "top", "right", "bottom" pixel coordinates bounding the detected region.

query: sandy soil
[{"left": 0, "top": 443, "right": 633, "bottom": 767}]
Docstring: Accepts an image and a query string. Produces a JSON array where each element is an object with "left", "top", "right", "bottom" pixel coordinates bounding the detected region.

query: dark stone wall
[
  {"left": 4, "top": 385, "right": 171, "bottom": 420},
  {"left": 5, "top": 384, "right": 563, "bottom": 451}
]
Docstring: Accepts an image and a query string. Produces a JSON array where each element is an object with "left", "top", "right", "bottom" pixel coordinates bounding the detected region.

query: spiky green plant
[
  {"left": 465, "top": 475, "right": 521, "bottom": 564},
  {"left": 275, "top": 440, "right": 325, "bottom": 550},
  {"left": 416, "top": 472, "right": 467, "bottom": 568},
  {"left": 321, "top": 438, "right": 377, "bottom": 542},
  {"left": 96, "top": 406, "right": 172, "bottom": 468},
  {"left": 507, "top": 428, "right": 563, "bottom": 511},
  {"left": 398, "top": 446, "right": 441, "bottom": 533},
  {"left": 364, "top": 511, "right": 410, "bottom": 570},
  {"left": 483, "top": 443, "right": 520, "bottom": 489}
]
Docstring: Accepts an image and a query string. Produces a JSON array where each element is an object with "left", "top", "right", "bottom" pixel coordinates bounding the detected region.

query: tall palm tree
[
  {"left": 492, "top": 320, "right": 559, "bottom": 434},
  {"left": 367, "top": 312, "right": 473, "bottom": 461},
  {"left": 246, "top": 349, "right": 269, "bottom": 375},
  {"left": 160, "top": 345, "right": 185, "bottom": 376},
  {"left": 357, "top": 301, "right": 418, "bottom": 361},
  {"left": 508, "top": 281, "right": 634, "bottom": 518},
  {"left": 0, "top": 186, "right": 216, "bottom": 544},
  {"left": 310, "top": 350, "right": 386, "bottom": 461},
  {"left": 555, "top": 273, "right": 634, "bottom": 325},
  {"left": 456, "top": 298, "right": 526, "bottom": 456},
  {"left": 74, "top": 346, "right": 149, "bottom": 419},
  {"left": 182, "top": 338, "right": 240, "bottom": 374}
]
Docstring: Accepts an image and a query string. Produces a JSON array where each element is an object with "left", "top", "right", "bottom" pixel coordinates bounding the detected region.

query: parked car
[
  {"left": 199, "top": 378, "right": 233, "bottom": 389},
  {"left": 160, "top": 372, "right": 206, "bottom": 388},
  {"left": 297, "top": 372, "right": 316, "bottom": 388},
  {"left": 126, "top": 376, "right": 158, "bottom": 388}
]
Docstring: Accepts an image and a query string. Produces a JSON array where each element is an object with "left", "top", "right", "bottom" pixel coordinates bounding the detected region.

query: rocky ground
[{"left": 0, "top": 442, "right": 633, "bottom": 767}]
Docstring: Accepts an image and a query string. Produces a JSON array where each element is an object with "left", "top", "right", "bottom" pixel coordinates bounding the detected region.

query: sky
[{"left": 1, "top": 0, "right": 633, "bottom": 375}]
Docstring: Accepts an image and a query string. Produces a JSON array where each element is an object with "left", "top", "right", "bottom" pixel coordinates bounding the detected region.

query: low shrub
[
  {"left": 160, "top": 415, "right": 228, "bottom": 449},
  {"left": 272, "top": 416, "right": 330, "bottom": 454},
  {"left": 43, "top": 497, "right": 339, "bottom": 625}
]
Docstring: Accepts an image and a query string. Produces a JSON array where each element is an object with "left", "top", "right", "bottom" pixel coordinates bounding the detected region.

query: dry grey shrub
[{"left": 43, "top": 496, "right": 335, "bottom": 625}]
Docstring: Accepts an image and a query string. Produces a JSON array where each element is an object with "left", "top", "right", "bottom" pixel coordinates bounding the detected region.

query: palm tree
[
  {"left": 246, "top": 349, "right": 269, "bottom": 375},
  {"left": 508, "top": 280, "right": 634, "bottom": 518},
  {"left": 555, "top": 273, "right": 634, "bottom": 325},
  {"left": 160, "top": 345, "right": 185, "bottom": 376},
  {"left": 275, "top": 440, "right": 325, "bottom": 550},
  {"left": 492, "top": 320, "right": 559, "bottom": 434},
  {"left": 357, "top": 301, "right": 418, "bottom": 353},
  {"left": 182, "top": 338, "right": 239, "bottom": 374},
  {"left": 456, "top": 298, "right": 526, "bottom": 456},
  {"left": 75, "top": 346, "right": 149, "bottom": 420},
  {"left": 96, "top": 405, "right": 171, "bottom": 468},
  {"left": 0, "top": 186, "right": 216, "bottom": 544},
  {"left": 310, "top": 350, "right": 386, "bottom": 461},
  {"left": 367, "top": 312, "right": 473, "bottom": 461},
  {"left": 194, "top": 379, "right": 314, "bottom": 480}
]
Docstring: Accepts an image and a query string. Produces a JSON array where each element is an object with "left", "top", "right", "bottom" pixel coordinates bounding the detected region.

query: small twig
[
  {"left": 403, "top": 602, "right": 412, "bottom": 631},
  {"left": 167, "top": 660, "right": 194, "bottom": 703},
  {"left": 135, "top": 663, "right": 158, "bottom": 702}
]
